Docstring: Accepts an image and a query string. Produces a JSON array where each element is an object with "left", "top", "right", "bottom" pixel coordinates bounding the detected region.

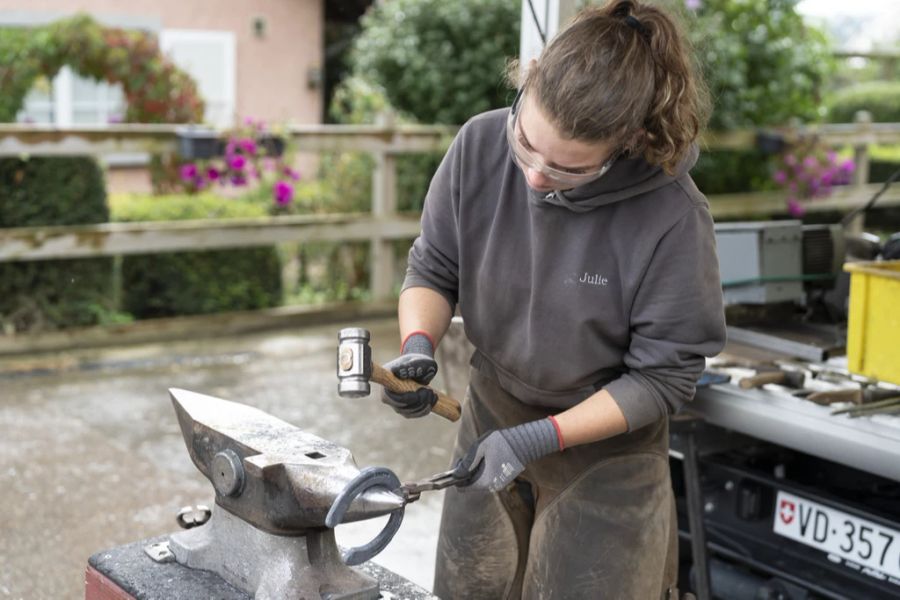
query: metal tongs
[
  {"left": 398, "top": 462, "right": 473, "bottom": 504},
  {"left": 325, "top": 461, "right": 474, "bottom": 565}
]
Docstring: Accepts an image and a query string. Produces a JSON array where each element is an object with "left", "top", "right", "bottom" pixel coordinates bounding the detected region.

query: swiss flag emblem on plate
[{"left": 779, "top": 499, "right": 796, "bottom": 525}]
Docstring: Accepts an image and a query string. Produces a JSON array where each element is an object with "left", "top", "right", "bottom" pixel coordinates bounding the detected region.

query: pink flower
[
  {"left": 239, "top": 138, "right": 257, "bottom": 155},
  {"left": 284, "top": 166, "right": 301, "bottom": 181},
  {"left": 206, "top": 167, "right": 220, "bottom": 181},
  {"left": 229, "top": 155, "right": 247, "bottom": 170},
  {"left": 180, "top": 163, "right": 198, "bottom": 182},
  {"left": 787, "top": 199, "right": 805, "bottom": 217},
  {"left": 784, "top": 154, "right": 798, "bottom": 167},
  {"left": 773, "top": 170, "right": 788, "bottom": 184},
  {"left": 231, "top": 174, "right": 247, "bottom": 186},
  {"left": 840, "top": 159, "right": 855, "bottom": 174},
  {"left": 273, "top": 180, "right": 294, "bottom": 206},
  {"left": 809, "top": 180, "right": 821, "bottom": 197},
  {"left": 803, "top": 156, "right": 818, "bottom": 170}
]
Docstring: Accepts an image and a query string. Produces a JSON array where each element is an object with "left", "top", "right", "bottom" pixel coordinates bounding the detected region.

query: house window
[
  {"left": 16, "top": 29, "right": 235, "bottom": 128},
  {"left": 71, "top": 70, "right": 126, "bottom": 124},
  {"left": 160, "top": 29, "right": 236, "bottom": 128},
  {"left": 17, "top": 68, "right": 126, "bottom": 126}
]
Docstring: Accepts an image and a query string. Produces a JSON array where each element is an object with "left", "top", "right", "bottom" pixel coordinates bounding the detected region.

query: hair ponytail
[
  {"left": 633, "top": 2, "right": 710, "bottom": 173},
  {"left": 522, "top": 0, "right": 710, "bottom": 175}
]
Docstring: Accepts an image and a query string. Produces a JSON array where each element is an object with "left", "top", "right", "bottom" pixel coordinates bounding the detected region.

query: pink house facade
[{"left": 0, "top": 0, "right": 324, "bottom": 191}]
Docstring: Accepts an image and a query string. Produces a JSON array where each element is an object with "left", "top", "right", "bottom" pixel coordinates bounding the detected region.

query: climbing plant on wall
[{"left": 0, "top": 14, "right": 204, "bottom": 123}]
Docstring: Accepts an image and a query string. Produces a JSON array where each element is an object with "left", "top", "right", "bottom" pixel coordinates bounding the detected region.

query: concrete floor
[{"left": 0, "top": 318, "right": 458, "bottom": 599}]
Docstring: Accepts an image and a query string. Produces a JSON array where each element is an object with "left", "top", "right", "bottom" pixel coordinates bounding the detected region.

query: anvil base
[{"left": 85, "top": 536, "right": 437, "bottom": 600}]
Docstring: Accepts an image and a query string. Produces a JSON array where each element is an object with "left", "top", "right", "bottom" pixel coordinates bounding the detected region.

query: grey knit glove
[
  {"left": 380, "top": 332, "right": 438, "bottom": 419},
  {"left": 455, "top": 418, "right": 562, "bottom": 493}
]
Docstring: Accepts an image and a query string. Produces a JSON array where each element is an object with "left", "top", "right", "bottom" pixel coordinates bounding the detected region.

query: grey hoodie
[{"left": 403, "top": 108, "right": 726, "bottom": 431}]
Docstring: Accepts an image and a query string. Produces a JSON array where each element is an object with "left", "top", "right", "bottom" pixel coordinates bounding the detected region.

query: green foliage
[
  {"left": 673, "top": 0, "right": 834, "bottom": 194},
  {"left": 0, "top": 14, "right": 203, "bottom": 123},
  {"left": 869, "top": 145, "right": 900, "bottom": 184},
  {"left": 114, "top": 193, "right": 282, "bottom": 319},
  {"left": 397, "top": 153, "right": 443, "bottom": 212},
  {"left": 329, "top": 76, "right": 393, "bottom": 125},
  {"left": 827, "top": 82, "right": 900, "bottom": 124},
  {"left": 121, "top": 250, "right": 282, "bottom": 319},
  {"left": 0, "top": 157, "right": 116, "bottom": 332},
  {"left": 691, "top": 150, "right": 775, "bottom": 195},
  {"left": 109, "top": 192, "right": 269, "bottom": 222},
  {"left": 690, "top": 0, "right": 834, "bottom": 130},
  {"left": 349, "top": 0, "right": 520, "bottom": 124}
]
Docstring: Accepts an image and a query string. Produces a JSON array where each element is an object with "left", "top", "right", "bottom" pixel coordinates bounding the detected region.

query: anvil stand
[
  {"left": 84, "top": 388, "right": 437, "bottom": 600},
  {"left": 158, "top": 507, "right": 377, "bottom": 600}
]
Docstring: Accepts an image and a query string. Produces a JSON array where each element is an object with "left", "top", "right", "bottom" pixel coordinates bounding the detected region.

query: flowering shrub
[
  {"left": 0, "top": 14, "right": 203, "bottom": 123},
  {"left": 772, "top": 140, "right": 855, "bottom": 217},
  {"left": 179, "top": 119, "right": 300, "bottom": 208}
]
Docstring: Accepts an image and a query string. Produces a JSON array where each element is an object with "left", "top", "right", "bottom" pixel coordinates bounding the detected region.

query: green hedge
[
  {"left": 828, "top": 82, "right": 900, "bottom": 124},
  {"left": 112, "top": 193, "right": 283, "bottom": 319},
  {"left": 0, "top": 156, "right": 115, "bottom": 332},
  {"left": 691, "top": 149, "right": 775, "bottom": 195}
]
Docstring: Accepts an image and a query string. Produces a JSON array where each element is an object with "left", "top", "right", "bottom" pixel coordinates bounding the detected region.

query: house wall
[{"left": 0, "top": 0, "right": 324, "bottom": 126}]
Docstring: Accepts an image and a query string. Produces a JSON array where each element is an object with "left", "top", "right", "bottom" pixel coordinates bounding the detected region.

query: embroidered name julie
[{"left": 579, "top": 272, "right": 608, "bottom": 286}]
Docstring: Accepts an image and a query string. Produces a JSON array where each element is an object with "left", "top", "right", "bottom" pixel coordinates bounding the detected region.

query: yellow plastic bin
[{"left": 844, "top": 260, "right": 900, "bottom": 385}]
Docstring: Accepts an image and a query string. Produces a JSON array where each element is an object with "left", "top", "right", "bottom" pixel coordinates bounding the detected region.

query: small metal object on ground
[{"left": 176, "top": 505, "right": 211, "bottom": 529}]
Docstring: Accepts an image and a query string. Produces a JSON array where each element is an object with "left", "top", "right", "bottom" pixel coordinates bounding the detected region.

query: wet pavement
[{"left": 0, "top": 317, "right": 458, "bottom": 599}]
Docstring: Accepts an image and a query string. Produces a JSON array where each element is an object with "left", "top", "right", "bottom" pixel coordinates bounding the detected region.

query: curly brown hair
[{"left": 510, "top": 0, "right": 710, "bottom": 175}]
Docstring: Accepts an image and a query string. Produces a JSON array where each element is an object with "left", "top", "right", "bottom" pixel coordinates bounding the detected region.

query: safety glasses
[{"left": 506, "top": 88, "right": 616, "bottom": 190}]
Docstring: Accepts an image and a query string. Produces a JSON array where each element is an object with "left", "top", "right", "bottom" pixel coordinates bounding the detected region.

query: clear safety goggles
[{"left": 506, "top": 88, "right": 616, "bottom": 190}]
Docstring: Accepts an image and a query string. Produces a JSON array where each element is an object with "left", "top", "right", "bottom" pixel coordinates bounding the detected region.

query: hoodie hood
[{"left": 529, "top": 144, "right": 700, "bottom": 213}]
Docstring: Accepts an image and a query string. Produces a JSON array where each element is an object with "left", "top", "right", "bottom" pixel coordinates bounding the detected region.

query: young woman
[{"left": 381, "top": 1, "right": 726, "bottom": 597}]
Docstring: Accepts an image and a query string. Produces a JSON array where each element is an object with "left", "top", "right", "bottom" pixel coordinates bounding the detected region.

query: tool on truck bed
[{"left": 337, "top": 327, "right": 462, "bottom": 421}]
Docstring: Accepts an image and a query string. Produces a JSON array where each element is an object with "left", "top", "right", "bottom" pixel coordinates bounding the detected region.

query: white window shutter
[{"left": 160, "top": 30, "right": 237, "bottom": 128}]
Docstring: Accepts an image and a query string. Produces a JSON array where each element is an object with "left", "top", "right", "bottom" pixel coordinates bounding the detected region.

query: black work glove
[
  {"left": 380, "top": 331, "right": 439, "bottom": 418},
  {"left": 455, "top": 418, "right": 562, "bottom": 492}
]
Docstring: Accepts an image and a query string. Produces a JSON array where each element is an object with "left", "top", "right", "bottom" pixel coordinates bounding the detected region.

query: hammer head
[{"left": 337, "top": 327, "right": 373, "bottom": 398}]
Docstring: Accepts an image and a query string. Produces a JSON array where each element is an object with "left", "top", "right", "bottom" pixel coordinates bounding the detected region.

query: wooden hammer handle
[
  {"left": 807, "top": 388, "right": 864, "bottom": 405},
  {"left": 371, "top": 363, "right": 462, "bottom": 422},
  {"left": 739, "top": 371, "right": 787, "bottom": 389}
]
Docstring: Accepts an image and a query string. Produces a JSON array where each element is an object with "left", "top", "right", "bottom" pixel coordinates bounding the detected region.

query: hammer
[
  {"left": 337, "top": 327, "right": 462, "bottom": 422},
  {"left": 738, "top": 368, "right": 806, "bottom": 390}
]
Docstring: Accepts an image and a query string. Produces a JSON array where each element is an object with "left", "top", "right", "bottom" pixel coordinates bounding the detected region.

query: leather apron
[{"left": 433, "top": 363, "right": 679, "bottom": 600}]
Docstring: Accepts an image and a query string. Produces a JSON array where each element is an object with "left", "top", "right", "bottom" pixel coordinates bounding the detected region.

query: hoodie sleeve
[
  {"left": 401, "top": 128, "right": 463, "bottom": 313},
  {"left": 604, "top": 199, "right": 726, "bottom": 431}
]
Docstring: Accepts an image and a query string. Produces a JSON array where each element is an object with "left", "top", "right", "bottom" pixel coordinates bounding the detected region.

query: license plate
[{"left": 774, "top": 491, "right": 900, "bottom": 584}]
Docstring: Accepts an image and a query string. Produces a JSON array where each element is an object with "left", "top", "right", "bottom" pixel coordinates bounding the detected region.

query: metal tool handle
[
  {"left": 371, "top": 363, "right": 462, "bottom": 422},
  {"left": 738, "top": 371, "right": 787, "bottom": 389}
]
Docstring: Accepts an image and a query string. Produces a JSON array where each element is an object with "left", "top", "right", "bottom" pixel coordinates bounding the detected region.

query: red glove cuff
[
  {"left": 547, "top": 415, "right": 565, "bottom": 451},
  {"left": 401, "top": 330, "right": 436, "bottom": 353}
]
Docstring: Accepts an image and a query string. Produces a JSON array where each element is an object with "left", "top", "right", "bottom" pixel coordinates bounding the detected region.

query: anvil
[{"left": 154, "top": 388, "right": 406, "bottom": 600}]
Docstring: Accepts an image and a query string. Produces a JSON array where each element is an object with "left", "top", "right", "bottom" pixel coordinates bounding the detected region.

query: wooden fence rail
[{"left": 1, "top": 114, "right": 899, "bottom": 299}]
